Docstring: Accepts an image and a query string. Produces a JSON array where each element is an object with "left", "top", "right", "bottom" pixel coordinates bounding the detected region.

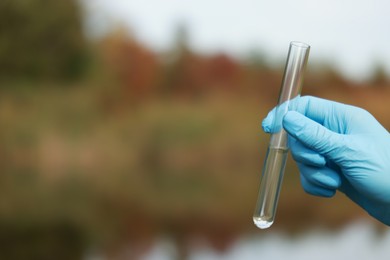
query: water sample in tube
[{"left": 253, "top": 41, "right": 310, "bottom": 229}]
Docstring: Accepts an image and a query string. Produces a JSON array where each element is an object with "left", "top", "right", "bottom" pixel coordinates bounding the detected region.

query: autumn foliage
[{"left": 1, "top": 1, "right": 390, "bottom": 259}]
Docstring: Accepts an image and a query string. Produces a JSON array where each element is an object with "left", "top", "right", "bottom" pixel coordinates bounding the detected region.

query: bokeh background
[{"left": 1, "top": 0, "right": 390, "bottom": 259}]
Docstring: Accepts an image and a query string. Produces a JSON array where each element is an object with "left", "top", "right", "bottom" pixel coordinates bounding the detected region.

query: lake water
[{"left": 141, "top": 220, "right": 390, "bottom": 260}]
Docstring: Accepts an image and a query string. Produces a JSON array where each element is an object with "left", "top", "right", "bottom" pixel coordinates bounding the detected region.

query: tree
[{"left": 0, "top": 0, "right": 87, "bottom": 81}]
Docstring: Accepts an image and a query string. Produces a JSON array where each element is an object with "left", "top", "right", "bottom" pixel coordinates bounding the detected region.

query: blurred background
[{"left": 1, "top": 0, "right": 390, "bottom": 259}]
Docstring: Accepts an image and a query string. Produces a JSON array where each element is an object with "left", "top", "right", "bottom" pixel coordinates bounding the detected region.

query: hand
[{"left": 262, "top": 96, "right": 390, "bottom": 225}]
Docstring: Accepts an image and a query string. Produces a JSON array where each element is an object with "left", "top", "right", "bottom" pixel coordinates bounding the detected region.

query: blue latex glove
[{"left": 262, "top": 96, "right": 390, "bottom": 225}]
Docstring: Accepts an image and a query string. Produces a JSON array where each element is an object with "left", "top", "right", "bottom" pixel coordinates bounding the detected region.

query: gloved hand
[{"left": 262, "top": 96, "right": 390, "bottom": 225}]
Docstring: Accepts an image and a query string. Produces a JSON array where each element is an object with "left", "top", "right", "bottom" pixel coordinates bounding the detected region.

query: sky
[{"left": 82, "top": 0, "right": 390, "bottom": 81}]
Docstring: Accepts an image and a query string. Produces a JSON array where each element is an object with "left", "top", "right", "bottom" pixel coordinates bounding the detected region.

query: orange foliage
[
  {"left": 98, "top": 31, "right": 245, "bottom": 100},
  {"left": 95, "top": 29, "right": 390, "bottom": 107},
  {"left": 99, "top": 29, "right": 160, "bottom": 99}
]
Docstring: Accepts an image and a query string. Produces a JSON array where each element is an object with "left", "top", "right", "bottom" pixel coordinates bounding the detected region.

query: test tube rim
[{"left": 290, "top": 41, "right": 310, "bottom": 49}]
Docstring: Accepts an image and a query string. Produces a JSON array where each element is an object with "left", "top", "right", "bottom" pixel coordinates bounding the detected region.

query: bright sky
[{"left": 82, "top": 0, "right": 390, "bottom": 80}]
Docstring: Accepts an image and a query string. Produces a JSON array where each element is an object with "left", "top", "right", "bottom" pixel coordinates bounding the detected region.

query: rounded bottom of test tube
[{"left": 253, "top": 217, "right": 273, "bottom": 229}]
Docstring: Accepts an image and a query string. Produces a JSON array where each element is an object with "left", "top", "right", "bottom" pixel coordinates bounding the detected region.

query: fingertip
[
  {"left": 261, "top": 118, "right": 271, "bottom": 133},
  {"left": 261, "top": 109, "right": 275, "bottom": 133}
]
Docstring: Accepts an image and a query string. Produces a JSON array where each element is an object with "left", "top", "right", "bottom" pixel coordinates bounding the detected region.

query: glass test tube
[{"left": 253, "top": 42, "right": 310, "bottom": 229}]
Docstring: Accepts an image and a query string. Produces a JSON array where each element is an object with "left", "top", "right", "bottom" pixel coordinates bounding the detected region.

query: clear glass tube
[{"left": 253, "top": 41, "right": 310, "bottom": 229}]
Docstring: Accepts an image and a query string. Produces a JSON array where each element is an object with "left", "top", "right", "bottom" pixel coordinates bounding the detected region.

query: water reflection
[{"left": 141, "top": 220, "right": 390, "bottom": 260}]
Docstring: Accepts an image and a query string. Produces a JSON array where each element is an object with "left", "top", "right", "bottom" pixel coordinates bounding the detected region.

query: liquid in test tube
[{"left": 253, "top": 42, "right": 310, "bottom": 229}]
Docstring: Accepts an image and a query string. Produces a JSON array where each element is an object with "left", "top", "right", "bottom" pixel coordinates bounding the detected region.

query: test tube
[{"left": 253, "top": 41, "right": 310, "bottom": 229}]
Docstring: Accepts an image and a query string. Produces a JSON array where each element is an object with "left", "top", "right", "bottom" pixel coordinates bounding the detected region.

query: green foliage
[{"left": 0, "top": 0, "right": 87, "bottom": 81}]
